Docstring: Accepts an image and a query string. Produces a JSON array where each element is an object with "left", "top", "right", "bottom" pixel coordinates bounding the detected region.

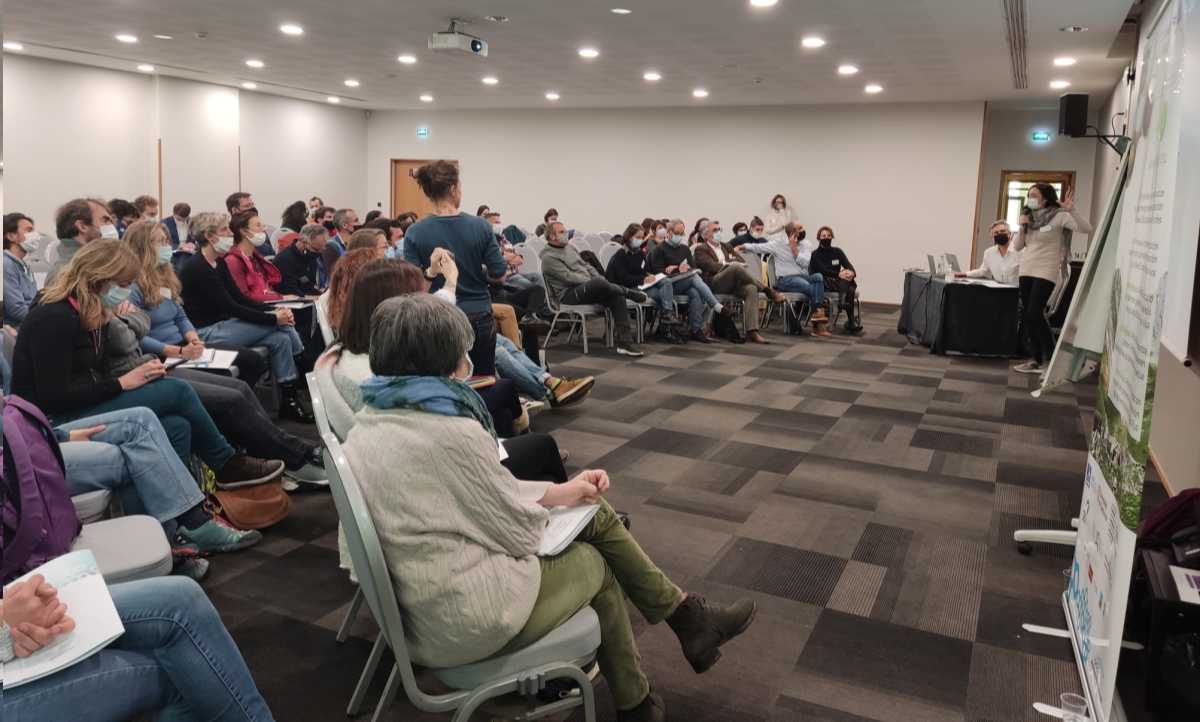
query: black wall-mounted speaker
[{"left": 1059, "top": 93, "right": 1089, "bottom": 137}]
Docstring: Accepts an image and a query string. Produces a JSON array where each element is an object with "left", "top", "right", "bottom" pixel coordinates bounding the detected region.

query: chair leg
[
  {"left": 581, "top": 314, "right": 589, "bottom": 354},
  {"left": 336, "top": 586, "right": 364, "bottom": 643},
  {"left": 369, "top": 663, "right": 403, "bottom": 722},
  {"left": 348, "top": 634, "right": 387, "bottom": 716}
]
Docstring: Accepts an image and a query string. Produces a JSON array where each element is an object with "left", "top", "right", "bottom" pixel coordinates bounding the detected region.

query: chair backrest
[
  {"left": 305, "top": 372, "right": 332, "bottom": 439},
  {"left": 597, "top": 232, "right": 612, "bottom": 242},
  {"left": 739, "top": 249, "right": 765, "bottom": 282},
  {"left": 765, "top": 255, "right": 780, "bottom": 289},
  {"left": 315, "top": 294, "right": 335, "bottom": 346},
  {"left": 524, "top": 237, "right": 547, "bottom": 256},
  {"left": 598, "top": 242, "right": 621, "bottom": 271},
  {"left": 515, "top": 244, "right": 542, "bottom": 274},
  {"left": 322, "top": 432, "right": 461, "bottom": 711},
  {"left": 44, "top": 239, "right": 61, "bottom": 266},
  {"left": 568, "top": 238, "right": 590, "bottom": 256},
  {"left": 583, "top": 234, "right": 605, "bottom": 253}
]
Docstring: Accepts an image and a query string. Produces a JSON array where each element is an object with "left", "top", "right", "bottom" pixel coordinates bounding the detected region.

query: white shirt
[
  {"left": 706, "top": 241, "right": 726, "bottom": 265},
  {"left": 968, "top": 244, "right": 1021, "bottom": 285}
]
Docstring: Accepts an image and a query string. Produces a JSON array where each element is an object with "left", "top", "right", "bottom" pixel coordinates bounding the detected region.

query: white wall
[
  {"left": 2, "top": 55, "right": 368, "bottom": 240},
  {"left": 973, "top": 108, "right": 1097, "bottom": 267},
  {"left": 367, "top": 102, "right": 986, "bottom": 304}
]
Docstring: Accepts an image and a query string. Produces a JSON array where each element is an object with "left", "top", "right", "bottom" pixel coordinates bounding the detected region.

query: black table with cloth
[{"left": 897, "top": 271, "right": 1021, "bottom": 357}]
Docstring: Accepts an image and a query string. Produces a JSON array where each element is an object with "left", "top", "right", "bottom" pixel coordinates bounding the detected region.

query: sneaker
[
  {"left": 172, "top": 556, "right": 211, "bottom": 582},
  {"left": 518, "top": 314, "right": 552, "bottom": 336},
  {"left": 617, "top": 343, "right": 645, "bottom": 357},
  {"left": 280, "top": 477, "right": 300, "bottom": 492},
  {"left": 549, "top": 376, "right": 595, "bottom": 408},
  {"left": 285, "top": 462, "right": 329, "bottom": 487},
  {"left": 176, "top": 514, "right": 263, "bottom": 555},
  {"left": 1014, "top": 361, "right": 1043, "bottom": 375},
  {"left": 622, "top": 287, "right": 649, "bottom": 303},
  {"left": 215, "top": 453, "right": 284, "bottom": 489},
  {"left": 665, "top": 594, "right": 757, "bottom": 674},
  {"left": 521, "top": 398, "right": 547, "bottom": 418}
]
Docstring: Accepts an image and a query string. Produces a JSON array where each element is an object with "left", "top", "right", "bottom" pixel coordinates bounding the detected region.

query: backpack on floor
[
  {"left": 654, "top": 313, "right": 689, "bottom": 344},
  {"left": 194, "top": 458, "right": 292, "bottom": 531},
  {"left": 2, "top": 396, "right": 82, "bottom": 584},
  {"left": 712, "top": 313, "right": 745, "bottom": 344}
]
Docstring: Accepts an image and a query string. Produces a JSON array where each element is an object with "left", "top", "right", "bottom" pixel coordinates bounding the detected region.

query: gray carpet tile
[{"left": 206, "top": 303, "right": 1166, "bottom": 721}]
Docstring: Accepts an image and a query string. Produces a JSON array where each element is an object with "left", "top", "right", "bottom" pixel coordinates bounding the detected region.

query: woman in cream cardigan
[
  {"left": 1012, "top": 184, "right": 1093, "bottom": 375},
  {"left": 763, "top": 193, "right": 799, "bottom": 241},
  {"left": 343, "top": 293, "right": 756, "bottom": 722}
]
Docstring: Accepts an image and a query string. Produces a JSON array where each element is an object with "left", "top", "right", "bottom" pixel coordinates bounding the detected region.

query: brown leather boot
[
  {"left": 811, "top": 321, "right": 833, "bottom": 338},
  {"left": 766, "top": 288, "right": 787, "bottom": 303},
  {"left": 691, "top": 327, "right": 711, "bottom": 344},
  {"left": 746, "top": 330, "right": 770, "bottom": 344}
]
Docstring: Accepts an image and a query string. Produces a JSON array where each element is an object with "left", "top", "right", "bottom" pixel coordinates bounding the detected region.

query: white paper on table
[
  {"left": 538, "top": 504, "right": 601, "bottom": 557},
  {"left": 1169, "top": 565, "right": 1200, "bottom": 605},
  {"left": 167, "top": 349, "right": 239, "bottom": 370},
  {"left": 272, "top": 301, "right": 311, "bottom": 310},
  {"left": 1, "top": 550, "right": 124, "bottom": 689}
]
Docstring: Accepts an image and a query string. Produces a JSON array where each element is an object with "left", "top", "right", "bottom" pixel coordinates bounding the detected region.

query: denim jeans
[
  {"left": 777, "top": 273, "right": 825, "bottom": 306},
  {"left": 56, "top": 408, "right": 204, "bottom": 535},
  {"left": 48, "top": 379, "right": 237, "bottom": 472},
  {"left": 3, "top": 577, "right": 276, "bottom": 722},
  {"left": 196, "top": 318, "right": 303, "bottom": 383},
  {"left": 466, "top": 310, "right": 498, "bottom": 377},
  {"left": 505, "top": 272, "right": 543, "bottom": 290},
  {"left": 670, "top": 275, "right": 719, "bottom": 331},
  {"left": 495, "top": 334, "right": 550, "bottom": 400},
  {"left": 643, "top": 278, "right": 675, "bottom": 314}
]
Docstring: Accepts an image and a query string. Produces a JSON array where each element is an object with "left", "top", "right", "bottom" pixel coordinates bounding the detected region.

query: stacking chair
[
  {"left": 568, "top": 238, "right": 591, "bottom": 256},
  {"left": 764, "top": 256, "right": 811, "bottom": 334},
  {"left": 524, "top": 237, "right": 547, "bottom": 257},
  {"left": 72, "top": 516, "right": 173, "bottom": 584},
  {"left": 597, "top": 232, "right": 612, "bottom": 242},
  {"left": 541, "top": 274, "right": 612, "bottom": 354},
  {"left": 322, "top": 432, "right": 601, "bottom": 722},
  {"left": 582, "top": 234, "right": 605, "bottom": 252},
  {"left": 516, "top": 244, "right": 542, "bottom": 275},
  {"left": 316, "top": 294, "right": 335, "bottom": 346},
  {"left": 597, "top": 242, "right": 622, "bottom": 270}
]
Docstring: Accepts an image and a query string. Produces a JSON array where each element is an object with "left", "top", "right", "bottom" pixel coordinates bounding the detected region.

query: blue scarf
[{"left": 359, "top": 375, "right": 496, "bottom": 439}]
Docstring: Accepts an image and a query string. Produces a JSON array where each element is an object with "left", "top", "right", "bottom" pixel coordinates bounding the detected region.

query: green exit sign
[
  {"left": 1032, "top": 131, "right": 1051, "bottom": 141},
  {"left": 417, "top": 127, "right": 429, "bottom": 138}
]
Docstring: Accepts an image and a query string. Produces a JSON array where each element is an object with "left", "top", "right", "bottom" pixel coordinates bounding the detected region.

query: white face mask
[
  {"left": 248, "top": 231, "right": 268, "bottom": 246},
  {"left": 213, "top": 235, "right": 235, "bottom": 253},
  {"left": 144, "top": 214, "right": 158, "bottom": 222},
  {"left": 1027, "top": 197, "right": 1042, "bottom": 210},
  {"left": 751, "top": 231, "right": 764, "bottom": 240},
  {"left": 99, "top": 224, "right": 120, "bottom": 239},
  {"left": 19, "top": 232, "right": 41, "bottom": 253},
  {"left": 491, "top": 223, "right": 502, "bottom": 234}
]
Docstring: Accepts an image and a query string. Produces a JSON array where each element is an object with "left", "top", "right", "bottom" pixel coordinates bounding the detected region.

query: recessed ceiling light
[
  {"left": 154, "top": 35, "right": 173, "bottom": 40},
  {"left": 483, "top": 76, "right": 499, "bottom": 85},
  {"left": 242, "top": 83, "right": 257, "bottom": 89},
  {"left": 344, "top": 79, "right": 360, "bottom": 87},
  {"left": 612, "top": 8, "right": 633, "bottom": 14},
  {"left": 801, "top": 37, "right": 826, "bottom": 48},
  {"left": 838, "top": 64, "right": 859, "bottom": 75},
  {"left": 865, "top": 84, "right": 883, "bottom": 93},
  {"left": 485, "top": 15, "right": 509, "bottom": 22},
  {"left": 751, "top": 0, "right": 778, "bottom": 6},
  {"left": 281, "top": 25, "right": 303, "bottom": 35},
  {"left": 420, "top": 94, "right": 433, "bottom": 102},
  {"left": 1060, "top": 26, "right": 1088, "bottom": 33},
  {"left": 1054, "top": 57, "right": 1077, "bottom": 66},
  {"left": 246, "top": 59, "right": 264, "bottom": 68},
  {"left": 579, "top": 48, "right": 600, "bottom": 58},
  {"left": 398, "top": 54, "right": 417, "bottom": 64},
  {"left": 1050, "top": 80, "right": 1071, "bottom": 89},
  {"left": 3, "top": 42, "right": 24, "bottom": 51},
  {"left": 117, "top": 34, "right": 138, "bottom": 43},
  {"left": 693, "top": 89, "right": 709, "bottom": 98},
  {"left": 137, "top": 64, "right": 154, "bottom": 72},
  {"left": 327, "top": 97, "right": 340, "bottom": 103},
  {"left": 546, "top": 93, "right": 560, "bottom": 100},
  {"left": 720, "top": 63, "right": 741, "bottom": 69},
  {"left": 644, "top": 72, "right": 662, "bottom": 81}
]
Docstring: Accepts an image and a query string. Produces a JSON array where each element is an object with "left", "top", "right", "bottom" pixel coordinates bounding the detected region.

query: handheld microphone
[{"left": 1021, "top": 206, "right": 1032, "bottom": 233}]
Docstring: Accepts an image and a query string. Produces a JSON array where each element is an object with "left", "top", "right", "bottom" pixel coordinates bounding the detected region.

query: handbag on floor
[
  {"left": 194, "top": 459, "right": 292, "bottom": 531},
  {"left": 711, "top": 313, "right": 745, "bottom": 343}
]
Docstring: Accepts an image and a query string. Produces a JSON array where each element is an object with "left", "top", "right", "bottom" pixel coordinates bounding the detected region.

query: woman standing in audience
[
  {"left": 224, "top": 211, "right": 290, "bottom": 303},
  {"left": 123, "top": 221, "right": 326, "bottom": 484},
  {"left": 606, "top": 223, "right": 679, "bottom": 330},
  {"left": 9, "top": 240, "right": 285, "bottom": 488},
  {"left": 3, "top": 212, "right": 40, "bottom": 328},
  {"left": 1011, "top": 184, "right": 1091, "bottom": 375},
  {"left": 809, "top": 225, "right": 863, "bottom": 333},
  {"left": 345, "top": 294, "right": 756, "bottom": 722},
  {"left": 179, "top": 211, "right": 313, "bottom": 423},
  {"left": 763, "top": 193, "right": 798, "bottom": 241}
]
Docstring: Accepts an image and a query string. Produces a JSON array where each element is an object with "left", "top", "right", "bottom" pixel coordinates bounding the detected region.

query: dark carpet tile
[
  {"left": 793, "top": 385, "right": 863, "bottom": 403},
  {"left": 626, "top": 427, "right": 716, "bottom": 459},
  {"left": 743, "top": 365, "right": 817, "bottom": 383},
  {"left": 910, "top": 428, "right": 998, "bottom": 459},
  {"left": 973, "top": 590, "right": 1076, "bottom": 662},
  {"left": 775, "top": 476, "right": 883, "bottom": 512},
  {"left": 707, "top": 440, "right": 807, "bottom": 475},
  {"left": 772, "top": 696, "right": 883, "bottom": 722},
  {"left": 934, "top": 388, "right": 966, "bottom": 403},
  {"left": 212, "top": 544, "right": 357, "bottom": 621},
  {"left": 842, "top": 404, "right": 925, "bottom": 427},
  {"left": 877, "top": 371, "right": 942, "bottom": 388},
  {"left": 851, "top": 522, "right": 914, "bottom": 567},
  {"left": 995, "top": 461, "right": 1082, "bottom": 492},
  {"left": 708, "top": 538, "right": 847, "bottom": 607},
  {"left": 751, "top": 408, "right": 840, "bottom": 433},
  {"left": 661, "top": 368, "right": 740, "bottom": 389},
  {"left": 943, "top": 368, "right": 1010, "bottom": 384},
  {"left": 840, "top": 359, "right": 890, "bottom": 375},
  {"left": 760, "top": 357, "right": 832, "bottom": 375},
  {"left": 584, "top": 383, "right": 641, "bottom": 402}
]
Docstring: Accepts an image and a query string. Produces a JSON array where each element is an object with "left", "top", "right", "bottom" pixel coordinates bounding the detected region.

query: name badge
[
  {"left": 1040, "top": 225, "right": 1053, "bottom": 233},
  {"left": 300, "top": 276, "right": 309, "bottom": 283},
  {"left": 831, "top": 259, "right": 840, "bottom": 266}
]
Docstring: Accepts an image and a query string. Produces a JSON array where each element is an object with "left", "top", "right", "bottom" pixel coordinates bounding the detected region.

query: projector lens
[{"left": 471, "top": 40, "right": 483, "bottom": 52}]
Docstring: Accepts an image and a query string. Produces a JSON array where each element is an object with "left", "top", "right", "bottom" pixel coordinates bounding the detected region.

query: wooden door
[{"left": 391, "top": 159, "right": 458, "bottom": 219}]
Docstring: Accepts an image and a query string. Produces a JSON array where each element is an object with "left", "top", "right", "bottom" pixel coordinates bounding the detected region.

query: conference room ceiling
[{"left": 4, "top": 0, "right": 1136, "bottom": 110}]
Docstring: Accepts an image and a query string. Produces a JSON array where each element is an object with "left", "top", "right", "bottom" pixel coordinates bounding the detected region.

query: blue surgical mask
[
  {"left": 386, "top": 243, "right": 403, "bottom": 259},
  {"left": 101, "top": 284, "right": 133, "bottom": 307},
  {"left": 712, "top": 232, "right": 723, "bottom": 244},
  {"left": 631, "top": 237, "right": 645, "bottom": 249},
  {"left": 157, "top": 246, "right": 174, "bottom": 264},
  {"left": 669, "top": 235, "right": 684, "bottom": 246},
  {"left": 656, "top": 228, "right": 667, "bottom": 239}
]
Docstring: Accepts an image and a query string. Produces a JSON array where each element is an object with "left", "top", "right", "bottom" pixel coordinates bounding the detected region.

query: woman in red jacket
[{"left": 222, "top": 211, "right": 294, "bottom": 303}]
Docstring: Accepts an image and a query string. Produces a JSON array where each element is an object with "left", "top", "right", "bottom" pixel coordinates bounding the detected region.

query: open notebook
[
  {"left": 165, "top": 349, "right": 239, "bottom": 371},
  {"left": 538, "top": 505, "right": 601, "bottom": 557}
]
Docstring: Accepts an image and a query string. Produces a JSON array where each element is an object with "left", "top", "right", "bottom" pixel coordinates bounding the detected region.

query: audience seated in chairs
[
  {"left": 178, "top": 212, "right": 313, "bottom": 423},
  {"left": 108, "top": 198, "right": 141, "bottom": 239},
  {"left": 0, "top": 576, "right": 276, "bottom": 722},
  {"left": 9, "top": 239, "right": 286, "bottom": 490},
  {"left": 346, "top": 227, "right": 388, "bottom": 259},
  {"left": 736, "top": 218, "right": 832, "bottom": 338},
  {"left": 223, "top": 211, "right": 290, "bottom": 304},
  {"left": 605, "top": 223, "right": 683, "bottom": 335},
  {"left": 324, "top": 248, "right": 382, "bottom": 333},
  {"left": 362, "top": 216, "right": 405, "bottom": 258},
  {"left": 541, "top": 220, "right": 647, "bottom": 357},
  {"left": 46, "top": 197, "right": 116, "bottom": 287},
  {"left": 649, "top": 219, "right": 732, "bottom": 344},
  {"left": 4, "top": 212, "right": 40, "bottom": 328},
  {"left": 272, "top": 200, "right": 309, "bottom": 253},
  {"left": 322, "top": 208, "right": 360, "bottom": 276},
  {"left": 164, "top": 202, "right": 192, "bottom": 251},
  {"left": 809, "top": 225, "right": 862, "bottom": 333},
  {"left": 343, "top": 293, "right": 757, "bottom": 722},
  {"left": 274, "top": 222, "right": 329, "bottom": 299},
  {"left": 692, "top": 219, "right": 785, "bottom": 345}
]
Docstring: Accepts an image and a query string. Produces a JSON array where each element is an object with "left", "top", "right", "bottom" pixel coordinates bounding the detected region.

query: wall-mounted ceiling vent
[{"left": 1002, "top": 0, "right": 1029, "bottom": 89}]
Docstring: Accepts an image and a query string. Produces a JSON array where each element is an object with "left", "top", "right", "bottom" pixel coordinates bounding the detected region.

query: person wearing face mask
[
  {"left": 1011, "top": 184, "right": 1091, "bottom": 375},
  {"left": 688, "top": 217, "right": 709, "bottom": 246},
  {"left": 535, "top": 208, "right": 559, "bottom": 239},
  {"left": 738, "top": 220, "right": 832, "bottom": 338},
  {"left": 107, "top": 199, "right": 141, "bottom": 240},
  {"left": 606, "top": 223, "right": 683, "bottom": 334},
  {"left": 46, "top": 198, "right": 119, "bottom": 286},
  {"left": 692, "top": 219, "right": 786, "bottom": 345},
  {"left": 274, "top": 223, "right": 329, "bottom": 297},
  {"left": 10, "top": 239, "right": 287, "bottom": 490},
  {"left": 731, "top": 222, "right": 748, "bottom": 238},
  {"left": 956, "top": 220, "right": 1021, "bottom": 286},
  {"left": 808, "top": 226, "right": 860, "bottom": 333},
  {"left": 308, "top": 196, "right": 325, "bottom": 221},
  {"left": 541, "top": 220, "right": 648, "bottom": 356},
  {"left": 164, "top": 202, "right": 193, "bottom": 251},
  {"left": 132, "top": 195, "right": 160, "bottom": 223},
  {"left": 322, "top": 207, "right": 361, "bottom": 277},
  {"left": 3, "top": 213, "right": 42, "bottom": 327},
  {"left": 222, "top": 211, "right": 291, "bottom": 303},
  {"left": 179, "top": 212, "right": 314, "bottom": 423},
  {"left": 763, "top": 194, "right": 798, "bottom": 242},
  {"left": 650, "top": 219, "right": 733, "bottom": 344},
  {"left": 647, "top": 220, "right": 668, "bottom": 254}
]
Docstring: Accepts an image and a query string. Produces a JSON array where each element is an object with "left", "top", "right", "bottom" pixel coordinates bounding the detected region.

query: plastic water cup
[
  {"left": 1063, "top": 569, "right": 1072, "bottom": 592},
  {"left": 1061, "top": 692, "right": 1089, "bottom": 721}
]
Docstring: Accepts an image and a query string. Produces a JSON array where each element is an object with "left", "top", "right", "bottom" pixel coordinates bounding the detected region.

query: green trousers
[{"left": 494, "top": 499, "right": 682, "bottom": 711}]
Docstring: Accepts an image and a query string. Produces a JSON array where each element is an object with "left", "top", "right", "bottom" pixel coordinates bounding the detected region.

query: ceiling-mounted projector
[{"left": 429, "top": 18, "right": 487, "bottom": 57}]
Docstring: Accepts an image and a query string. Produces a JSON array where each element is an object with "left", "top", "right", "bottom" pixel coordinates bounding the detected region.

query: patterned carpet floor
[{"left": 207, "top": 303, "right": 1168, "bottom": 722}]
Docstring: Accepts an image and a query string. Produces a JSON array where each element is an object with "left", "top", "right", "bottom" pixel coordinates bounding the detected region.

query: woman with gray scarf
[{"left": 1012, "top": 183, "right": 1092, "bottom": 375}]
